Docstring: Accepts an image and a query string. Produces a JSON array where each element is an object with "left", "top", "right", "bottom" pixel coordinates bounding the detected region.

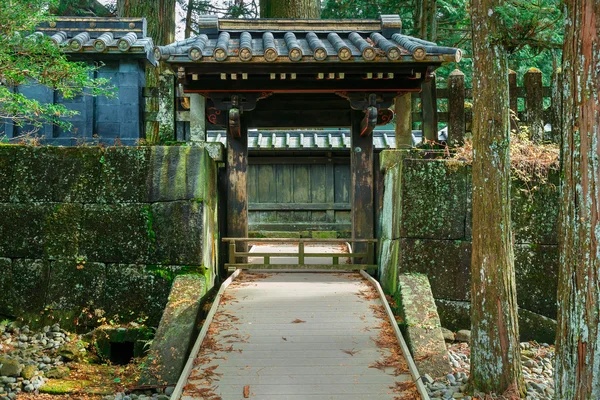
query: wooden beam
[
  {"left": 394, "top": 93, "right": 412, "bottom": 148},
  {"left": 227, "top": 115, "right": 248, "bottom": 255},
  {"left": 421, "top": 75, "right": 438, "bottom": 142},
  {"left": 351, "top": 109, "right": 374, "bottom": 263}
]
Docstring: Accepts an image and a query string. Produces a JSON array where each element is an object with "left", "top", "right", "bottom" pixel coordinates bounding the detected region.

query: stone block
[
  {"left": 118, "top": 72, "right": 141, "bottom": 88},
  {"left": 401, "top": 159, "right": 468, "bottom": 240},
  {"left": 0, "top": 257, "right": 13, "bottom": 315},
  {"left": 398, "top": 239, "right": 471, "bottom": 301},
  {"left": 118, "top": 86, "right": 142, "bottom": 105},
  {"left": 140, "top": 274, "right": 208, "bottom": 385},
  {"left": 378, "top": 238, "right": 399, "bottom": 294},
  {"left": 79, "top": 204, "right": 152, "bottom": 264},
  {"left": 95, "top": 123, "right": 120, "bottom": 138},
  {"left": 100, "top": 147, "right": 151, "bottom": 203},
  {"left": 435, "top": 299, "right": 556, "bottom": 344},
  {"left": 397, "top": 273, "right": 451, "bottom": 378},
  {"left": 46, "top": 260, "right": 106, "bottom": 311},
  {"left": 44, "top": 203, "right": 83, "bottom": 259},
  {"left": 0, "top": 203, "right": 52, "bottom": 258},
  {"left": 11, "top": 147, "right": 103, "bottom": 203},
  {"left": 148, "top": 147, "right": 209, "bottom": 202},
  {"left": 118, "top": 60, "right": 140, "bottom": 73},
  {"left": 380, "top": 163, "right": 402, "bottom": 240},
  {"left": 511, "top": 172, "right": 559, "bottom": 244},
  {"left": 0, "top": 146, "right": 17, "bottom": 202},
  {"left": 102, "top": 264, "right": 173, "bottom": 326},
  {"left": 150, "top": 201, "right": 204, "bottom": 265},
  {"left": 515, "top": 244, "right": 558, "bottom": 318},
  {"left": 5, "top": 259, "right": 50, "bottom": 316}
]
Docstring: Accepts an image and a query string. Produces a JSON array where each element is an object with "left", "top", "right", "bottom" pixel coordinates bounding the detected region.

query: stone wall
[
  {"left": 378, "top": 151, "right": 558, "bottom": 342},
  {"left": 0, "top": 145, "right": 221, "bottom": 330},
  {"left": 0, "top": 60, "right": 146, "bottom": 146}
]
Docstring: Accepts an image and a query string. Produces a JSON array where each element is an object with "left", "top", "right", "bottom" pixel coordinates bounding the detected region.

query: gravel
[{"left": 424, "top": 330, "right": 555, "bottom": 399}]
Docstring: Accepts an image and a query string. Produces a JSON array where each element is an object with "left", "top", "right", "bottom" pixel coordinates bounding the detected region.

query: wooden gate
[{"left": 247, "top": 157, "right": 351, "bottom": 235}]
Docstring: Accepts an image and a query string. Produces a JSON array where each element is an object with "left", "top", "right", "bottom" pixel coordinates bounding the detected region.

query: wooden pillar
[
  {"left": 508, "top": 70, "right": 518, "bottom": 114},
  {"left": 226, "top": 115, "right": 248, "bottom": 254},
  {"left": 421, "top": 75, "right": 438, "bottom": 142},
  {"left": 394, "top": 93, "right": 412, "bottom": 148},
  {"left": 351, "top": 109, "right": 374, "bottom": 263},
  {"left": 524, "top": 68, "right": 544, "bottom": 142},
  {"left": 189, "top": 93, "right": 206, "bottom": 142},
  {"left": 448, "top": 69, "right": 465, "bottom": 146}
]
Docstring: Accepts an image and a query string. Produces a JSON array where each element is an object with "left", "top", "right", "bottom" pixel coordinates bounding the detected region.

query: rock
[
  {"left": 57, "top": 343, "right": 84, "bottom": 361},
  {"left": 441, "top": 327, "right": 455, "bottom": 342},
  {"left": 164, "top": 387, "right": 175, "bottom": 396},
  {"left": 45, "top": 366, "right": 70, "bottom": 379},
  {"left": 42, "top": 356, "right": 51, "bottom": 364},
  {"left": 51, "top": 324, "right": 60, "bottom": 333},
  {"left": 446, "top": 373, "right": 456, "bottom": 385},
  {"left": 20, "top": 365, "right": 36, "bottom": 380},
  {"left": 0, "top": 358, "right": 23, "bottom": 377},
  {"left": 422, "top": 374, "right": 434, "bottom": 384},
  {"left": 23, "top": 384, "right": 33, "bottom": 393},
  {"left": 156, "top": 395, "right": 169, "bottom": 400},
  {"left": 455, "top": 330, "right": 471, "bottom": 343}
]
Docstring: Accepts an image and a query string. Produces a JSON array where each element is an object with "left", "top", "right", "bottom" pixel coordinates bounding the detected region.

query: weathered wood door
[{"left": 247, "top": 157, "right": 351, "bottom": 235}]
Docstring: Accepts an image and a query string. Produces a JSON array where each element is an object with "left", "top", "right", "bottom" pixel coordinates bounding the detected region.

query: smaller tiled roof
[
  {"left": 34, "top": 17, "right": 156, "bottom": 65},
  {"left": 156, "top": 15, "right": 461, "bottom": 65}
]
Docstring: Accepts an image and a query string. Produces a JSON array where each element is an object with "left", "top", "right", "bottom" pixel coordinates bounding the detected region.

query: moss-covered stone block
[
  {"left": 380, "top": 163, "right": 402, "bottom": 240},
  {"left": 515, "top": 244, "right": 558, "bottom": 318},
  {"left": 4, "top": 259, "right": 50, "bottom": 316},
  {"left": 378, "top": 239, "right": 400, "bottom": 294},
  {"left": 140, "top": 274, "right": 208, "bottom": 385},
  {"left": 150, "top": 201, "right": 203, "bottom": 265},
  {"left": 44, "top": 203, "right": 83, "bottom": 259},
  {"left": 79, "top": 204, "right": 152, "bottom": 264},
  {"left": 398, "top": 239, "right": 471, "bottom": 301},
  {"left": 100, "top": 146, "right": 151, "bottom": 203},
  {"left": 46, "top": 260, "right": 106, "bottom": 311},
  {"left": 0, "top": 257, "right": 13, "bottom": 315},
  {"left": 511, "top": 172, "right": 559, "bottom": 244},
  {"left": 102, "top": 264, "right": 172, "bottom": 326},
  {"left": 401, "top": 159, "right": 468, "bottom": 240},
  {"left": 435, "top": 299, "right": 556, "bottom": 344},
  {"left": 148, "top": 147, "right": 209, "bottom": 202},
  {"left": 397, "top": 273, "right": 451, "bottom": 378},
  {"left": 0, "top": 146, "right": 18, "bottom": 202},
  {"left": 311, "top": 231, "right": 337, "bottom": 239},
  {"left": 0, "top": 203, "right": 52, "bottom": 258},
  {"left": 11, "top": 147, "right": 103, "bottom": 203}
]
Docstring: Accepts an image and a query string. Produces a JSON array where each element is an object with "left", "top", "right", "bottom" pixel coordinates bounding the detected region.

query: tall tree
[
  {"left": 50, "top": 0, "right": 114, "bottom": 16},
  {"left": 555, "top": 0, "right": 600, "bottom": 398},
  {"left": 259, "top": 0, "right": 320, "bottom": 18},
  {"left": 117, "top": 0, "right": 175, "bottom": 46},
  {"left": 469, "top": 0, "right": 525, "bottom": 396},
  {"left": 117, "top": 0, "right": 176, "bottom": 143}
]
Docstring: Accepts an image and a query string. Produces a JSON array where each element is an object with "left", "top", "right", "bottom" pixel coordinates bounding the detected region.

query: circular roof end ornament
[
  {"left": 188, "top": 47, "right": 203, "bottom": 61},
  {"left": 264, "top": 47, "right": 278, "bottom": 62},
  {"left": 362, "top": 47, "right": 376, "bottom": 61},
  {"left": 214, "top": 47, "right": 227, "bottom": 61},
  {"left": 239, "top": 47, "right": 252, "bottom": 62},
  {"left": 387, "top": 47, "right": 401, "bottom": 61},
  {"left": 338, "top": 47, "right": 352, "bottom": 61},
  {"left": 313, "top": 47, "right": 327, "bottom": 61},
  {"left": 412, "top": 47, "right": 427, "bottom": 61},
  {"left": 289, "top": 47, "right": 302, "bottom": 62}
]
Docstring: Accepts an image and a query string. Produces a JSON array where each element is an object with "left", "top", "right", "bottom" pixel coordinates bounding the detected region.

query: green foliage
[
  {"left": 322, "top": 0, "right": 563, "bottom": 88},
  {"left": 0, "top": 0, "right": 113, "bottom": 132}
]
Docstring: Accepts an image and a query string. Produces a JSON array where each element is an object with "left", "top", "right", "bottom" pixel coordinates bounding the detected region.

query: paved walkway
[{"left": 180, "top": 272, "right": 421, "bottom": 399}]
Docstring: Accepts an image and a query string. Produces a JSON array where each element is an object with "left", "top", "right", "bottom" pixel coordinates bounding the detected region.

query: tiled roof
[
  {"left": 206, "top": 129, "right": 439, "bottom": 150},
  {"left": 33, "top": 17, "right": 156, "bottom": 65},
  {"left": 156, "top": 15, "right": 461, "bottom": 65}
]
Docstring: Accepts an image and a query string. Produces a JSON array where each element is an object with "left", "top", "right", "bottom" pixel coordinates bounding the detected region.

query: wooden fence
[{"left": 411, "top": 69, "right": 559, "bottom": 145}]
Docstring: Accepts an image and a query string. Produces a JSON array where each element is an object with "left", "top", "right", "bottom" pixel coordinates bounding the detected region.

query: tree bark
[
  {"left": 259, "top": 0, "right": 320, "bottom": 18},
  {"left": 469, "top": 0, "right": 525, "bottom": 396},
  {"left": 117, "top": 0, "right": 175, "bottom": 46},
  {"left": 117, "top": 0, "right": 176, "bottom": 143},
  {"left": 555, "top": 0, "right": 600, "bottom": 398}
]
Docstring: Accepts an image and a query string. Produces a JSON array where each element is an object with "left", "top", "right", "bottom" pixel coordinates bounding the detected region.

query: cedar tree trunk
[
  {"left": 117, "top": 0, "right": 175, "bottom": 46},
  {"left": 555, "top": 0, "right": 600, "bottom": 398},
  {"left": 469, "top": 0, "right": 525, "bottom": 396},
  {"left": 117, "top": 0, "right": 176, "bottom": 143},
  {"left": 259, "top": 0, "right": 320, "bottom": 18}
]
